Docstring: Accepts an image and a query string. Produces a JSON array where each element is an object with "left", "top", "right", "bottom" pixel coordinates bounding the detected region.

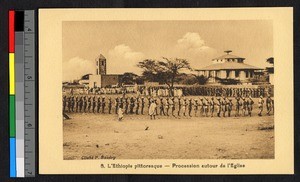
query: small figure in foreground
[
  {"left": 118, "top": 106, "right": 124, "bottom": 121},
  {"left": 149, "top": 100, "right": 157, "bottom": 120}
]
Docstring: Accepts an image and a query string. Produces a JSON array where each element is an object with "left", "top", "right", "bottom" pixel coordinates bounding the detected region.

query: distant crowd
[
  {"left": 64, "top": 85, "right": 273, "bottom": 98},
  {"left": 63, "top": 94, "right": 274, "bottom": 120}
]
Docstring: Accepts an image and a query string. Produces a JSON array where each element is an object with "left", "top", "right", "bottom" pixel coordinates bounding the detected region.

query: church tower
[{"left": 95, "top": 54, "right": 107, "bottom": 75}]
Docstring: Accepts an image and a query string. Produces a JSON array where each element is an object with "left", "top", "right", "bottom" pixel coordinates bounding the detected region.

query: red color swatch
[{"left": 9, "top": 10, "right": 15, "bottom": 53}]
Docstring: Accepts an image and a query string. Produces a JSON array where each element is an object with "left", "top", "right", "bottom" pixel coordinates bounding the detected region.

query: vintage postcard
[{"left": 38, "top": 8, "right": 293, "bottom": 174}]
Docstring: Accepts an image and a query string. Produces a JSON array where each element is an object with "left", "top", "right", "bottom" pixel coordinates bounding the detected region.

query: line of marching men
[{"left": 63, "top": 94, "right": 274, "bottom": 117}]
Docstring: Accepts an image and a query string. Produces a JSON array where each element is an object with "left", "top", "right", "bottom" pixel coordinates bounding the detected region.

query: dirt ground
[{"left": 63, "top": 107, "right": 274, "bottom": 160}]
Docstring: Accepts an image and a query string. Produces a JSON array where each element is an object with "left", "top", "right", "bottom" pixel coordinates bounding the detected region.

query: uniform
[
  {"left": 210, "top": 98, "right": 215, "bottom": 117},
  {"left": 182, "top": 99, "right": 187, "bottom": 116},
  {"left": 63, "top": 96, "right": 67, "bottom": 113},
  {"left": 188, "top": 99, "right": 193, "bottom": 117},
  {"left": 108, "top": 98, "right": 112, "bottom": 114},
  {"left": 97, "top": 97, "right": 101, "bottom": 113},
  {"left": 165, "top": 98, "right": 170, "bottom": 116},
  {"left": 130, "top": 97, "right": 135, "bottom": 114},
  {"left": 124, "top": 98, "right": 129, "bottom": 114},
  {"left": 194, "top": 100, "right": 199, "bottom": 117},
  {"left": 79, "top": 97, "right": 83, "bottom": 112},
  {"left": 141, "top": 98, "right": 145, "bottom": 115},
  {"left": 202, "top": 98, "right": 208, "bottom": 117},
  {"left": 115, "top": 98, "right": 119, "bottom": 114},
  {"left": 266, "top": 96, "right": 272, "bottom": 115},
  {"left": 177, "top": 98, "right": 182, "bottom": 116},
  {"left": 242, "top": 98, "right": 248, "bottom": 116},
  {"left": 101, "top": 97, "right": 106, "bottom": 113},
  {"left": 159, "top": 98, "right": 165, "bottom": 116},
  {"left": 258, "top": 96, "right": 264, "bottom": 116},
  {"left": 135, "top": 98, "right": 140, "bottom": 115},
  {"left": 228, "top": 99, "right": 233, "bottom": 117},
  {"left": 235, "top": 97, "right": 241, "bottom": 117},
  {"left": 216, "top": 98, "right": 221, "bottom": 117},
  {"left": 221, "top": 97, "right": 227, "bottom": 117},
  {"left": 92, "top": 97, "right": 96, "bottom": 113},
  {"left": 87, "top": 97, "right": 91, "bottom": 112}
]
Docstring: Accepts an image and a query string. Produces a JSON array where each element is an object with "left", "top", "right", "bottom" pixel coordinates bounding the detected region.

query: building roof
[
  {"left": 213, "top": 54, "right": 245, "bottom": 60},
  {"left": 196, "top": 62, "right": 263, "bottom": 71}
]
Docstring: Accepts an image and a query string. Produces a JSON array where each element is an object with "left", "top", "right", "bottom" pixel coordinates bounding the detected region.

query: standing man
[
  {"left": 71, "top": 96, "right": 75, "bottom": 112},
  {"left": 130, "top": 96, "right": 135, "bottom": 114},
  {"left": 75, "top": 96, "right": 79, "bottom": 112},
  {"left": 149, "top": 100, "right": 157, "bottom": 120},
  {"left": 182, "top": 98, "right": 187, "bottom": 117},
  {"left": 97, "top": 96, "right": 101, "bottom": 113},
  {"left": 108, "top": 97, "right": 112, "bottom": 114},
  {"left": 141, "top": 97, "right": 145, "bottom": 115},
  {"left": 216, "top": 98, "right": 221, "bottom": 117},
  {"left": 202, "top": 97, "right": 208, "bottom": 117},
  {"left": 242, "top": 97, "right": 247, "bottom": 116},
  {"left": 124, "top": 97, "right": 129, "bottom": 114},
  {"left": 87, "top": 96, "right": 91, "bottom": 113},
  {"left": 235, "top": 97, "right": 241, "bottom": 117},
  {"left": 101, "top": 96, "right": 106, "bottom": 114},
  {"left": 177, "top": 97, "right": 182, "bottom": 117},
  {"left": 210, "top": 97, "right": 215, "bottom": 117},
  {"left": 248, "top": 96, "right": 254, "bottom": 117},
  {"left": 92, "top": 96, "right": 96, "bottom": 113},
  {"left": 115, "top": 97, "right": 119, "bottom": 114},
  {"left": 228, "top": 99, "right": 233, "bottom": 117},
  {"left": 67, "top": 97, "right": 71, "bottom": 112},
  {"left": 79, "top": 96, "right": 83, "bottom": 112},
  {"left": 194, "top": 99, "right": 199, "bottom": 117},
  {"left": 159, "top": 97, "right": 165, "bottom": 116},
  {"left": 170, "top": 97, "right": 175, "bottom": 117},
  {"left": 63, "top": 96, "right": 67, "bottom": 113},
  {"left": 135, "top": 97, "right": 140, "bottom": 115},
  {"left": 83, "top": 96, "right": 87, "bottom": 113},
  {"left": 266, "top": 95, "right": 272, "bottom": 116},
  {"left": 221, "top": 97, "right": 227, "bottom": 117},
  {"left": 165, "top": 98, "right": 170, "bottom": 116},
  {"left": 199, "top": 98, "right": 204, "bottom": 117},
  {"left": 188, "top": 98, "right": 193, "bottom": 117},
  {"left": 258, "top": 95, "right": 264, "bottom": 116}
]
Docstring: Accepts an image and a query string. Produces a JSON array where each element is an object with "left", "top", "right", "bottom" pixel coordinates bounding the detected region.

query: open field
[{"left": 63, "top": 111, "right": 274, "bottom": 160}]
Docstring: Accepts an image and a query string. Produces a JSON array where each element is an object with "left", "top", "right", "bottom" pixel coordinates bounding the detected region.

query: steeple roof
[{"left": 97, "top": 54, "right": 106, "bottom": 60}]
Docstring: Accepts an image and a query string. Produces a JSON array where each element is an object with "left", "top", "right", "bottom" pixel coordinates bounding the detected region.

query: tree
[
  {"left": 120, "top": 72, "right": 138, "bottom": 85},
  {"left": 192, "top": 74, "right": 209, "bottom": 85},
  {"left": 137, "top": 57, "right": 191, "bottom": 96}
]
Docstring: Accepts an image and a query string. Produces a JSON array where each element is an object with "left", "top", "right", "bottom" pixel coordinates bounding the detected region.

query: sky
[{"left": 62, "top": 20, "right": 273, "bottom": 81}]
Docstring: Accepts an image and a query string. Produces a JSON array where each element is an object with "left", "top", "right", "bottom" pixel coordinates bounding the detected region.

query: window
[
  {"left": 102, "top": 61, "right": 105, "bottom": 66},
  {"left": 235, "top": 70, "right": 240, "bottom": 77},
  {"left": 96, "top": 69, "right": 98, "bottom": 75},
  {"left": 245, "top": 71, "right": 249, "bottom": 78},
  {"left": 226, "top": 70, "right": 230, "bottom": 78},
  {"left": 96, "top": 61, "right": 98, "bottom": 66}
]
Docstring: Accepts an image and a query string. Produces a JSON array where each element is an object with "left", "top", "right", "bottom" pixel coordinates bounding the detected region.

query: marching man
[{"left": 258, "top": 95, "right": 264, "bottom": 116}]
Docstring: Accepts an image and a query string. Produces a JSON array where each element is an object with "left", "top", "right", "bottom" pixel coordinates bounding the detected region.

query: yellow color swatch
[{"left": 9, "top": 53, "right": 15, "bottom": 95}]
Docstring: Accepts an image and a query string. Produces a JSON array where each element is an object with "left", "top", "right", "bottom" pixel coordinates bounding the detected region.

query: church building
[
  {"left": 195, "top": 50, "right": 263, "bottom": 84},
  {"left": 88, "top": 54, "right": 121, "bottom": 88}
]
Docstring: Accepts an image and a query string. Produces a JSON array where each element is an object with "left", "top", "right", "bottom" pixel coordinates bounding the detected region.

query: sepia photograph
[
  {"left": 62, "top": 20, "right": 274, "bottom": 160},
  {"left": 39, "top": 8, "right": 293, "bottom": 174}
]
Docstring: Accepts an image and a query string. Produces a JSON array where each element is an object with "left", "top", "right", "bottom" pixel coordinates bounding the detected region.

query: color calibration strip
[
  {"left": 9, "top": 10, "right": 16, "bottom": 178},
  {"left": 9, "top": 10, "right": 36, "bottom": 178}
]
